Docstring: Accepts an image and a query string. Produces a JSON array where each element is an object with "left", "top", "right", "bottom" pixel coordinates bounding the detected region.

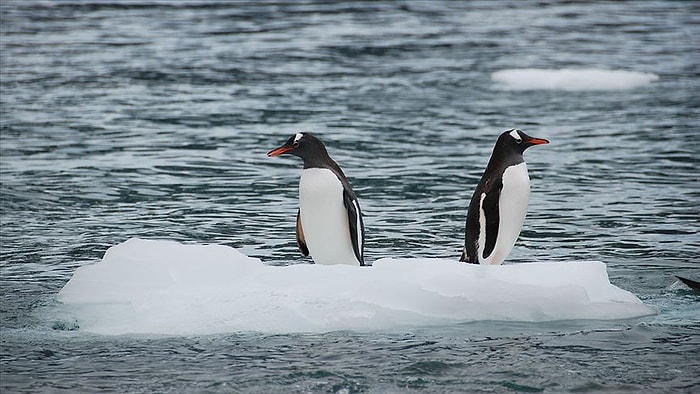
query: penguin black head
[
  {"left": 493, "top": 129, "right": 549, "bottom": 162},
  {"left": 268, "top": 132, "right": 323, "bottom": 158},
  {"left": 486, "top": 129, "right": 549, "bottom": 169},
  {"left": 267, "top": 133, "right": 331, "bottom": 168},
  {"left": 495, "top": 129, "right": 549, "bottom": 156}
]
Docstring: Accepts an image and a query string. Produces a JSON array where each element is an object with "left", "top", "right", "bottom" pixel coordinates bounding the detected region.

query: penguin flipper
[
  {"left": 463, "top": 190, "right": 482, "bottom": 263},
  {"left": 343, "top": 189, "right": 365, "bottom": 266},
  {"left": 481, "top": 181, "right": 502, "bottom": 260},
  {"left": 295, "top": 209, "right": 309, "bottom": 256}
]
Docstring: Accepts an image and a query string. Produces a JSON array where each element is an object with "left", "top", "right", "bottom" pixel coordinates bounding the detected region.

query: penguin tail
[{"left": 459, "top": 249, "right": 479, "bottom": 264}]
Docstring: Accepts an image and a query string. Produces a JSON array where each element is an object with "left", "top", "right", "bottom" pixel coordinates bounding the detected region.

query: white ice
[
  {"left": 491, "top": 68, "right": 659, "bottom": 91},
  {"left": 57, "top": 238, "right": 655, "bottom": 335}
]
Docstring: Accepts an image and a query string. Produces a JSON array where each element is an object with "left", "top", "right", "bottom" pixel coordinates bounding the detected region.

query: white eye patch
[
  {"left": 294, "top": 133, "right": 304, "bottom": 143},
  {"left": 509, "top": 129, "right": 522, "bottom": 142}
]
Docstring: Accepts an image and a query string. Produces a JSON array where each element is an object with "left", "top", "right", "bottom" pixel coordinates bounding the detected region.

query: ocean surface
[{"left": 1, "top": 1, "right": 699, "bottom": 392}]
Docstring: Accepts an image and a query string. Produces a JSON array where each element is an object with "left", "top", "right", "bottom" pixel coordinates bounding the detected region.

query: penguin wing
[
  {"left": 462, "top": 191, "right": 483, "bottom": 263},
  {"left": 343, "top": 189, "right": 365, "bottom": 266},
  {"left": 295, "top": 209, "right": 309, "bottom": 256},
  {"left": 481, "top": 180, "right": 503, "bottom": 260}
]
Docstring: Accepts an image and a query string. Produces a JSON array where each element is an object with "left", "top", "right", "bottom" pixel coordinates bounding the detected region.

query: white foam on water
[
  {"left": 56, "top": 238, "right": 655, "bottom": 335},
  {"left": 491, "top": 68, "right": 659, "bottom": 91}
]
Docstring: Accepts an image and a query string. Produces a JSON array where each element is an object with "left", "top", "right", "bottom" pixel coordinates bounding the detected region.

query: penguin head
[
  {"left": 497, "top": 129, "right": 549, "bottom": 154},
  {"left": 267, "top": 133, "right": 330, "bottom": 162}
]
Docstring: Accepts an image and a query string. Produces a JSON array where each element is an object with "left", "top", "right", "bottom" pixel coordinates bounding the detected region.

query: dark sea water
[{"left": 1, "top": 1, "right": 699, "bottom": 392}]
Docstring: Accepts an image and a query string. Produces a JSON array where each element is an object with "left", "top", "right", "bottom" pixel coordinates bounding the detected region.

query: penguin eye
[
  {"left": 514, "top": 136, "right": 522, "bottom": 144},
  {"left": 292, "top": 133, "right": 303, "bottom": 147}
]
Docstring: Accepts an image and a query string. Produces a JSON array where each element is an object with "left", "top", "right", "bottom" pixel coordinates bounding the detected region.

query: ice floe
[{"left": 57, "top": 238, "right": 655, "bottom": 335}]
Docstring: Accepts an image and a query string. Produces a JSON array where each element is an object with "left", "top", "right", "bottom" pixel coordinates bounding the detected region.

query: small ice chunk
[{"left": 491, "top": 68, "right": 659, "bottom": 91}]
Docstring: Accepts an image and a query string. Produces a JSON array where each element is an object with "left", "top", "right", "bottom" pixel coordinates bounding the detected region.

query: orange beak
[
  {"left": 528, "top": 137, "right": 549, "bottom": 145},
  {"left": 267, "top": 146, "right": 293, "bottom": 157}
]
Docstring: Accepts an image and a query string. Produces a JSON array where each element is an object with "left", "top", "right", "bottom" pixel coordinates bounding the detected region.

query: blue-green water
[{"left": 1, "top": 1, "right": 698, "bottom": 392}]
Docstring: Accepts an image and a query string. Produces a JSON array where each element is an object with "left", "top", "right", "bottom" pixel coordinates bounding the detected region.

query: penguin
[
  {"left": 460, "top": 129, "right": 549, "bottom": 265},
  {"left": 268, "top": 133, "right": 365, "bottom": 266}
]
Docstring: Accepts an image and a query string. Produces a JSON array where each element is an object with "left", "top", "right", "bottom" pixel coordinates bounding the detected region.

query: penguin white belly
[
  {"left": 299, "top": 168, "right": 359, "bottom": 265},
  {"left": 479, "top": 162, "right": 530, "bottom": 265}
]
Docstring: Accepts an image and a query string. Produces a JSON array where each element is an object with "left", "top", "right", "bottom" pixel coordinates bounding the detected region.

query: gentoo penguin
[
  {"left": 268, "top": 133, "right": 365, "bottom": 266},
  {"left": 460, "top": 129, "right": 549, "bottom": 265}
]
